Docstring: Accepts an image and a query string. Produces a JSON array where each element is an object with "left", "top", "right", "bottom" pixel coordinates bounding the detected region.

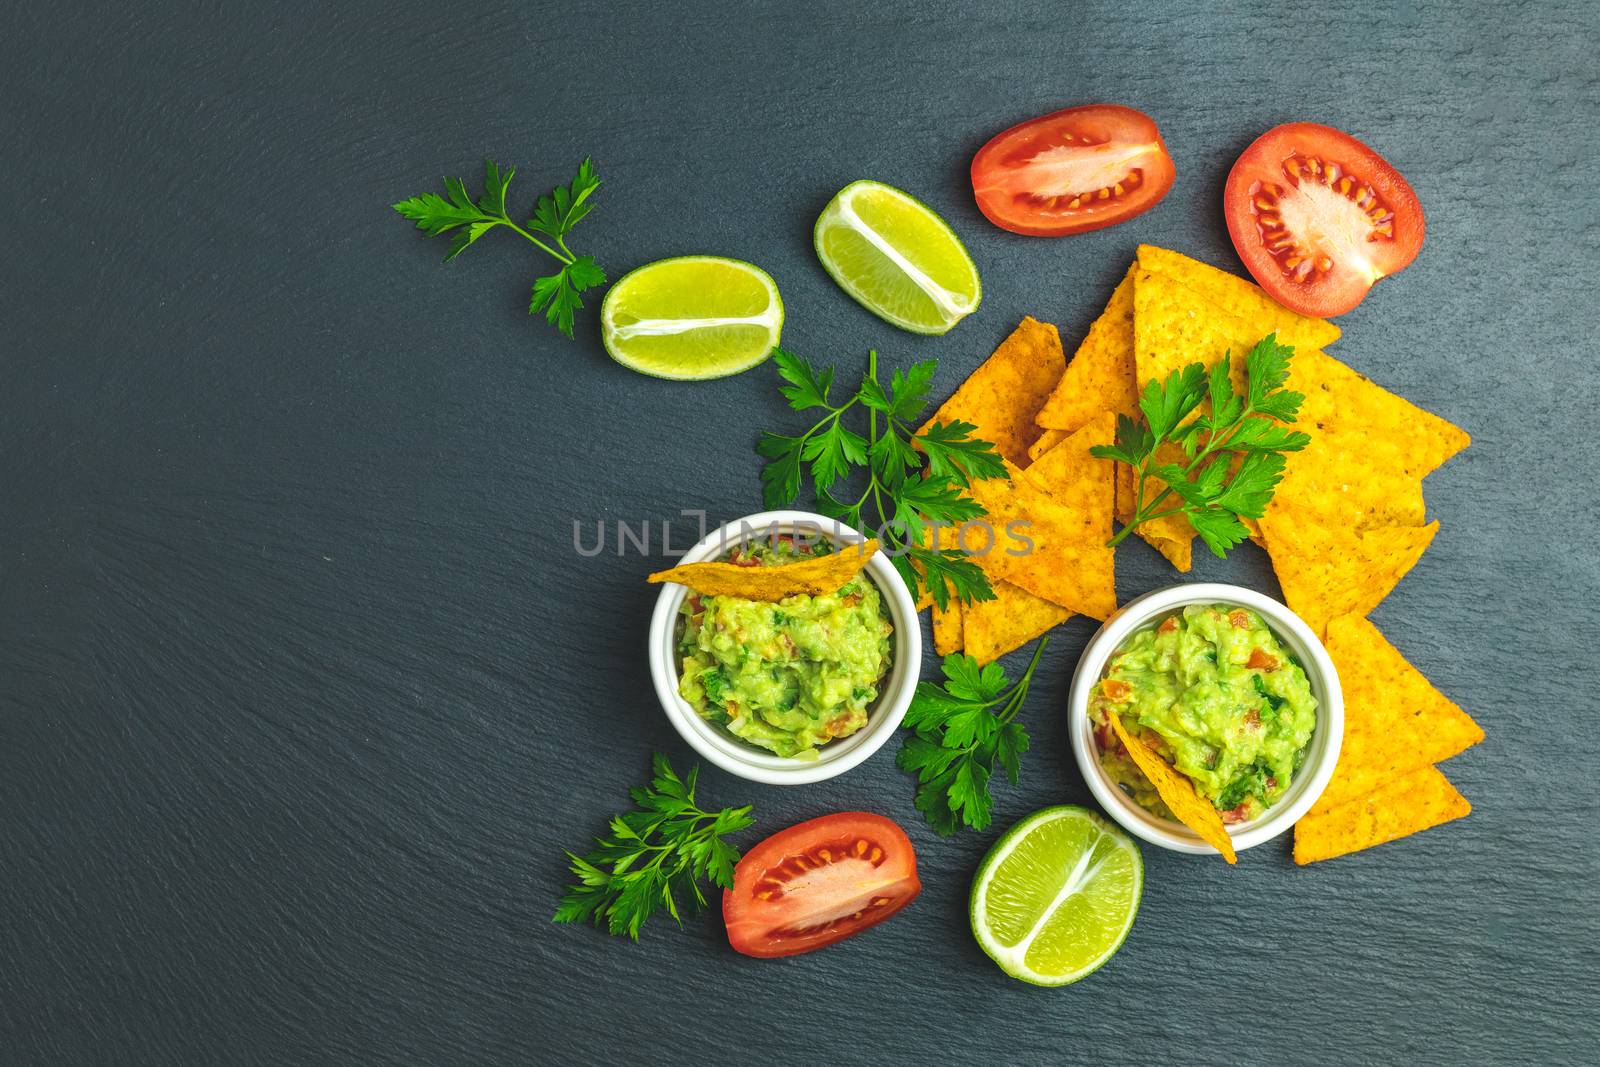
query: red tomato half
[
  {"left": 1224, "top": 122, "right": 1424, "bottom": 317},
  {"left": 971, "top": 104, "right": 1176, "bottom": 236},
  {"left": 723, "top": 812, "right": 920, "bottom": 958}
]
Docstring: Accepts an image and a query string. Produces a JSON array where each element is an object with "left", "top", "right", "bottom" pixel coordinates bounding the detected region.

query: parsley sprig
[
  {"left": 553, "top": 754, "right": 752, "bottom": 940},
  {"left": 1092, "top": 333, "right": 1310, "bottom": 559},
  {"left": 759, "top": 349, "right": 1007, "bottom": 608},
  {"left": 896, "top": 641, "right": 1047, "bottom": 834},
  {"left": 393, "top": 158, "right": 606, "bottom": 338}
]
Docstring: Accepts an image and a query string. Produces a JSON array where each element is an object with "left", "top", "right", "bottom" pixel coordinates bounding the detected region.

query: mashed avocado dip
[
  {"left": 1090, "top": 604, "right": 1317, "bottom": 823},
  {"left": 676, "top": 536, "right": 892, "bottom": 759}
]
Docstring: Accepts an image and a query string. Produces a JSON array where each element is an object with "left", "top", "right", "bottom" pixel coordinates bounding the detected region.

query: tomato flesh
[
  {"left": 1224, "top": 122, "right": 1424, "bottom": 317},
  {"left": 971, "top": 104, "right": 1175, "bottom": 236},
  {"left": 723, "top": 812, "right": 919, "bottom": 958}
]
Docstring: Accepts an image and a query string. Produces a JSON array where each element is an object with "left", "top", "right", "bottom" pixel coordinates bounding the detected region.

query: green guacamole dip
[
  {"left": 676, "top": 536, "right": 893, "bottom": 760},
  {"left": 1089, "top": 604, "right": 1317, "bottom": 823}
]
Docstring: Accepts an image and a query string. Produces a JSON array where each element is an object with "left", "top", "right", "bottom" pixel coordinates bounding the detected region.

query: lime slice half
[
  {"left": 814, "top": 180, "right": 981, "bottom": 335},
  {"left": 601, "top": 256, "right": 783, "bottom": 379},
  {"left": 970, "top": 805, "right": 1143, "bottom": 986}
]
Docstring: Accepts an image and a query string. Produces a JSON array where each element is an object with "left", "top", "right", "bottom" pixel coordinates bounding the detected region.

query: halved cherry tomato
[
  {"left": 1224, "top": 122, "right": 1424, "bottom": 317},
  {"left": 971, "top": 104, "right": 1176, "bottom": 236},
  {"left": 723, "top": 812, "right": 919, "bottom": 958}
]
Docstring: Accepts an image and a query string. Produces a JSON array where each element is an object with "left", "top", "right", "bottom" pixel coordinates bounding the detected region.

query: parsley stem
[{"left": 504, "top": 218, "right": 571, "bottom": 264}]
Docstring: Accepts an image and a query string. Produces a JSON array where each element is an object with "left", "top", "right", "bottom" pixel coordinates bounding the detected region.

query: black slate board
[{"left": 2, "top": 2, "right": 1597, "bottom": 1064}]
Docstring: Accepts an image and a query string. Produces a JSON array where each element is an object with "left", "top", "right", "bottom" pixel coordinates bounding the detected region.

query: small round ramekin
[
  {"left": 647, "top": 510, "right": 921, "bottom": 785},
  {"left": 1068, "top": 583, "right": 1343, "bottom": 856}
]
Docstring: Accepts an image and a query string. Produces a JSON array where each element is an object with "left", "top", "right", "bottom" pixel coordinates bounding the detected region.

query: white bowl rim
[
  {"left": 1068, "top": 583, "right": 1344, "bottom": 855},
  {"left": 647, "top": 510, "right": 921, "bottom": 785}
]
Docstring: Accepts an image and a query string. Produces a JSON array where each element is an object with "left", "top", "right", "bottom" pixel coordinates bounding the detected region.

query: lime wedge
[
  {"left": 600, "top": 256, "right": 783, "bottom": 379},
  {"left": 970, "top": 806, "right": 1143, "bottom": 986},
  {"left": 814, "top": 180, "right": 981, "bottom": 335}
]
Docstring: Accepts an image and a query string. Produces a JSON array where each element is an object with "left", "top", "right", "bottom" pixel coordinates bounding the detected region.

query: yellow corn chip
[
  {"left": 1027, "top": 427, "right": 1070, "bottom": 462},
  {"left": 1265, "top": 347, "right": 1470, "bottom": 531},
  {"left": 1133, "top": 266, "right": 1254, "bottom": 401},
  {"left": 1135, "top": 244, "right": 1342, "bottom": 352},
  {"left": 1109, "top": 714, "right": 1237, "bottom": 864},
  {"left": 963, "top": 580, "right": 1071, "bottom": 666},
  {"left": 963, "top": 460, "right": 1116, "bottom": 620},
  {"left": 1023, "top": 411, "right": 1116, "bottom": 518},
  {"left": 1293, "top": 764, "right": 1471, "bottom": 864},
  {"left": 1034, "top": 266, "right": 1137, "bottom": 432},
  {"left": 648, "top": 540, "right": 879, "bottom": 601},
  {"left": 1312, "top": 615, "right": 1484, "bottom": 811},
  {"left": 1258, "top": 512, "right": 1438, "bottom": 638},
  {"left": 918, "top": 316, "right": 1065, "bottom": 467},
  {"left": 931, "top": 599, "right": 964, "bottom": 656}
]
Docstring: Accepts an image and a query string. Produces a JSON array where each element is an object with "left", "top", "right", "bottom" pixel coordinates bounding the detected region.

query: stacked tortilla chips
[
  {"left": 921, "top": 246, "right": 1478, "bottom": 862},
  {"left": 915, "top": 318, "right": 1116, "bottom": 665},
  {"left": 1291, "top": 614, "right": 1482, "bottom": 863}
]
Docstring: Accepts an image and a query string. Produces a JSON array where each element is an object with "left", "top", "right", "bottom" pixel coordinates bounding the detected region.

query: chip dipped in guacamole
[
  {"left": 1090, "top": 604, "right": 1317, "bottom": 823},
  {"left": 676, "top": 537, "right": 893, "bottom": 760}
]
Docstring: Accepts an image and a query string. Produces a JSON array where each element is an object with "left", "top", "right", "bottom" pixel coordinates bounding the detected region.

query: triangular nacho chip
[
  {"left": 963, "top": 460, "right": 1116, "bottom": 620},
  {"left": 1312, "top": 615, "right": 1484, "bottom": 811},
  {"left": 1258, "top": 512, "right": 1438, "bottom": 638},
  {"left": 1293, "top": 763, "right": 1470, "bottom": 864},
  {"left": 918, "top": 316, "right": 1065, "bottom": 467},
  {"left": 1265, "top": 347, "right": 1470, "bottom": 531},
  {"left": 1027, "top": 427, "right": 1070, "bottom": 462},
  {"left": 963, "top": 580, "right": 1071, "bottom": 666},
  {"left": 1034, "top": 266, "right": 1137, "bottom": 432},
  {"left": 931, "top": 599, "right": 964, "bottom": 656},
  {"left": 1133, "top": 266, "right": 1255, "bottom": 400},
  {"left": 648, "top": 540, "right": 879, "bottom": 600},
  {"left": 1023, "top": 411, "right": 1117, "bottom": 519},
  {"left": 1109, "top": 713, "right": 1237, "bottom": 863},
  {"left": 1135, "top": 244, "right": 1342, "bottom": 352}
]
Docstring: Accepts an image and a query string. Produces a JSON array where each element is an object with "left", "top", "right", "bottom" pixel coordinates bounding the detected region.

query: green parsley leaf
[
  {"left": 800, "top": 421, "right": 869, "bottom": 492},
  {"left": 773, "top": 348, "right": 836, "bottom": 411},
  {"left": 1103, "top": 335, "right": 1310, "bottom": 561},
  {"left": 394, "top": 158, "right": 607, "bottom": 339},
  {"left": 757, "top": 349, "right": 1007, "bottom": 608},
  {"left": 906, "top": 547, "right": 995, "bottom": 612},
  {"left": 527, "top": 156, "right": 603, "bottom": 240},
  {"left": 918, "top": 420, "right": 1008, "bottom": 487},
  {"left": 897, "top": 642, "right": 1048, "bottom": 835},
  {"left": 553, "top": 754, "right": 753, "bottom": 939}
]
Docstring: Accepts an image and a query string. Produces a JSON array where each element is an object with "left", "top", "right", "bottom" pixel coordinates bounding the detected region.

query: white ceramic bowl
[
  {"left": 1068, "top": 583, "right": 1343, "bottom": 855},
  {"left": 648, "top": 511, "right": 921, "bottom": 785}
]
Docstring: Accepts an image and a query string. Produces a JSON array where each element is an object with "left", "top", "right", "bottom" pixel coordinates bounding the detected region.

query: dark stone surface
[{"left": 2, "top": 2, "right": 1596, "bottom": 1064}]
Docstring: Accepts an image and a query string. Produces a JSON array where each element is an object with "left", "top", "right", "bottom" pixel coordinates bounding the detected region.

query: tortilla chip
[
  {"left": 1258, "top": 512, "right": 1438, "bottom": 638},
  {"left": 1312, "top": 615, "right": 1484, "bottom": 811},
  {"left": 648, "top": 540, "right": 879, "bottom": 601},
  {"left": 931, "top": 600, "right": 964, "bottom": 656},
  {"left": 1109, "top": 714, "right": 1237, "bottom": 864},
  {"left": 1034, "top": 267, "right": 1137, "bottom": 432},
  {"left": 1115, "top": 454, "right": 1194, "bottom": 572},
  {"left": 963, "top": 460, "right": 1116, "bottom": 620},
  {"left": 1265, "top": 347, "right": 1470, "bottom": 531},
  {"left": 1293, "top": 764, "right": 1471, "bottom": 864},
  {"left": 918, "top": 316, "right": 1065, "bottom": 467},
  {"left": 1135, "top": 245, "right": 1342, "bottom": 352},
  {"left": 963, "top": 580, "right": 1071, "bottom": 666},
  {"left": 1132, "top": 266, "right": 1255, "bottom": 400},
  {"left": 1027, "top": 428, "right": 1071, "bottom": 462},
  {"left": 1023, "top": 411, "right": 1116, "bottom": 518}
]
